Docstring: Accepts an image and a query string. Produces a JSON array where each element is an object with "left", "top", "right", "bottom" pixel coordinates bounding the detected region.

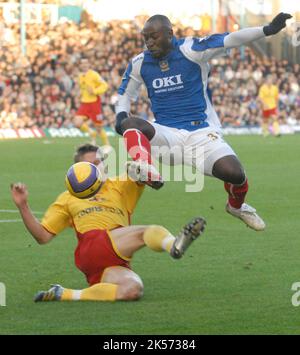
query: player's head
[
  {"left": 74, "top": 143, "right": 107, "bottom": 180},
  {"left": 80, "top": 57, "right": 90, "bottom": 72},
  {"left": 266, "top": 74, "right": 273, "bottom": 85},
  {"left": 142, "top": 14, "right": 173, "bottom": 59}
]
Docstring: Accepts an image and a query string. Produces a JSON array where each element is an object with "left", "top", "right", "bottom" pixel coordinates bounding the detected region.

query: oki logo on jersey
[{"left": 152, "top": 74, "right": 183, "bottom": 89}]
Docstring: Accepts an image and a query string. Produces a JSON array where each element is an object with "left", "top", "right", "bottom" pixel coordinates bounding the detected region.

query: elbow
[
  {"left": 34, "top": 232, "right": 53, "bottom": 245},
  {"left": 36, "top": 238, "right": 49, "bottom": 245},
  {"left": 100, "top": 83, "right": 109, "bottom": 95}
]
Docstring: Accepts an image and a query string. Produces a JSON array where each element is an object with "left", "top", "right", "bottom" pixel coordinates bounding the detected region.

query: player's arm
[
  {"left": 274, "top": 86, "right": 279, "bottom": 105},
  {"left": 92, "top": 72, "right": 109, "bottom": 95},
  {"left": 224, "top": 13, "right": 292, "bottom": 49},
  {"left": 258, "top": 86, "right": 265, "bottom": 101},
  {"left": 10, "top": 183, "right": 54, "bottom": 245},
  {"left": 115, "top": 59, "right": 143, "bottom": 134},
  {"left": 258, "top": 86, "right": 268, "bottom": 109}
]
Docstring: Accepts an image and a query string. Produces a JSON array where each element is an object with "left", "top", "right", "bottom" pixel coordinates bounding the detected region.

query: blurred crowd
[
  {"left": 0, "top": 17, "right": 300, "bottom": 130},
  {"left": 210, "top": 52, "right": 300, "bottom": 127}
]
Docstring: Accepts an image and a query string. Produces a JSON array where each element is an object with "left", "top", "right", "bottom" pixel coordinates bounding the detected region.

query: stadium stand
[{"left": 0, "top": 18, "right": 300, "bottom": 130}]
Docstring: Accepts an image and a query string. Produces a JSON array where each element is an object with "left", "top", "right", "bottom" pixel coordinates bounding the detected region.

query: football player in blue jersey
[{"left": 115, "top": 13, "right": 292, "bottom": 231}]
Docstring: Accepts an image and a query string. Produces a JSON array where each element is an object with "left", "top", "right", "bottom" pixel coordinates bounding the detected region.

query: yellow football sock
[
  {"left": 272, "top": 120, "right": 280, "bottom": 136},
  {"left": 61, "top": 283, "right": 118, "bottom": 302},
  {"left": 262, "top": 122, "right": 269, "bottom": 137},
  {"left": 80, "top": 123, "right": 97, "bottom": 141},
  {"left": 90, "top": 130, "right": 97, "bottom": 140},
  {"left": 143, "top": 225, "right": 175, "bottom": 253},
  {"left": 80, "top": 122, "right": 91, "bottom": 134},
  {"left": 99, "top": 128, "right": 110, "bottom": 146}
]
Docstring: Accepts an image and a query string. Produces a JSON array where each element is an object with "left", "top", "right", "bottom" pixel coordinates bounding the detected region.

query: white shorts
[{"left": 150, "top": 123, "right": 236, "bottom": 176}]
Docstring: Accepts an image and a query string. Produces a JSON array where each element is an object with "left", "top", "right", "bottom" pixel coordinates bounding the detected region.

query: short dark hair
[
  {"left": 146, "top": 14, "right": 172, "bottom": 30},
  {"left": 74, "top": 143, "right": 98, "bottom": 163}
]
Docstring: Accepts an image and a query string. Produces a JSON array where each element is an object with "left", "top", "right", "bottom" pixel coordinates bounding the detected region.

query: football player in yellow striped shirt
[
  {"left": 74, "top": 58, "right": 111, "bottom": 151},
  {"left": 11, "top": 144, "right": 205, "bottom": 302}
]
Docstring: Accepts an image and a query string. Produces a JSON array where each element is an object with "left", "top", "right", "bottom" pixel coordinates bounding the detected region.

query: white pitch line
[
  {"left": 0, "top": 209, "right": 43, "bottom": 214},
  {"left": 0, "top": 219, "right": 23, "bottom": 223}
]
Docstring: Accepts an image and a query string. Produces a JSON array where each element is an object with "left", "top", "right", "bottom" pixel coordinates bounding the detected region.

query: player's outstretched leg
[
  {"left": 116, "top": 116, "right": 164, "bottom": 189},
  {"left": 33, "top": 283, "right": 128, "bottom": 303},
  {"left": 224, "top": 180, "right": 266, "bottom": 231},
  {"left": 143, "top": 217, "right": 206, "bottom": 259},
  {"left": 34, "top": 266, "right": 143, "bottom": 303},
  {"left": 213, "top": 156, "right": 265, "bottom": 231},
  {"left": 34, "top": 284, "right": 64, "bottom": 302},
  {"left": 123, "top": 128, "right": 164, "bottom": 190},
  {"left": 226, "top": 202, "right": 266, "bottom": 231},
  {"left": 170, "top": 217, "right": 206, "bottom": 259},
  {"left": 142, "top": 162, "right": 164, "bottom": 190},
  {"left": 126, "top": 160, "right": 164, "bottom": 190}
]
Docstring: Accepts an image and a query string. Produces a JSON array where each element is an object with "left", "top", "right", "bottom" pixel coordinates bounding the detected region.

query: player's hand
[
  {"left": 10, "top": 182, "right": 29, "bottom": 207},
  {"left": 263, "top": 13, "right": 292, "bottom": 36}
]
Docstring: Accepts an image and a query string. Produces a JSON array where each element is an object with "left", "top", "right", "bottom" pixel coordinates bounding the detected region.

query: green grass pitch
[{"left": 0, "top": 135, "right": 300, "bottom": 334}]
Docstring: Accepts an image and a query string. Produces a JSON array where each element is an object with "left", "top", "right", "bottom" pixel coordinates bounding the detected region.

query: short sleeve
[{"left": 41, "top": 191, "right": 72, "bottom": 235}]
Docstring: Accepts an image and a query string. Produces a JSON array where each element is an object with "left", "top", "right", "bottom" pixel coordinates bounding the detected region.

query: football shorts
[
  {"left": 262, "top": 107, "right": 277, "bottom": 119},
  {"left": 75, "top": 229, "right": 131, "bottom": 286},
  {"left": 150, "top": 122, "right": 236, "bottom": 176},
  {"left": 76, "top": 97, "right": 104, "bottom": 125}
]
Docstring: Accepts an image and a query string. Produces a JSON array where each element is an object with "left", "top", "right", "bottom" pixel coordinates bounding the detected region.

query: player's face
[
  {"left": 80, "top": 60, "right": 89, "bottom": 73},
  {"left": 81, "top": 152, "right": 108, "bottom": 181},
  {"left": 81, "top": 152, "right": 100, "bottom": 166},
  {"left": 142, "top": 23, "right": 173, "bottom": 59},
  {"left": 266, "top": 76, "right": 273, "bottom": 85}
]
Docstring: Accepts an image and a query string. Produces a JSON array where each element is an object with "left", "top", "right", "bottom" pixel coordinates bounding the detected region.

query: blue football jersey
[{"left": 118, "top": 34, "right": 229, "bottom": 131}]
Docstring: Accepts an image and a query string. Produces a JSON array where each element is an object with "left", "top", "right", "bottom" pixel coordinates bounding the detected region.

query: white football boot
[
  {"left": 126, "top": 161, "right": 164, "bottom": 190},
  {"left": 226, "top": 203, "right": 266, "bottom": 231}
]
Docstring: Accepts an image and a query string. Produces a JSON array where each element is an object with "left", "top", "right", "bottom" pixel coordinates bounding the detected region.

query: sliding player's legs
[
  {"left": 33, "top": 268, "right": 143, "bottom": 303},
  {"left": 110, "top": 220, "right": 206, "bottom": 260},
  {"left": 34, "top": 219, "right": 206, "bottom": 302}
]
